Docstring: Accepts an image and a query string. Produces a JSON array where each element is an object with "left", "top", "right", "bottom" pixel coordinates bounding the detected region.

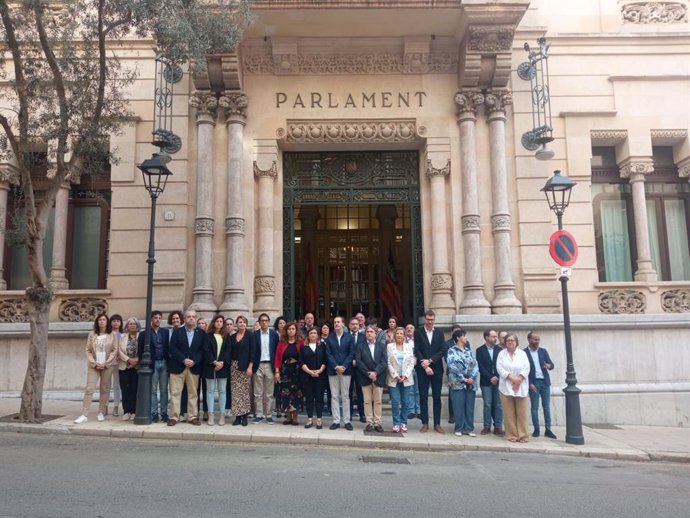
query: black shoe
[
  {"left": 344, "top": 422, "right": 353, "bottom": 431},
  {"left": 151, "top": 414, "right": 160, "bottom": 423},
  {"left": 364, "top": 424, "right": 374, "bottom": 432},
  {"left": 374, "top": 424, "right": 384, "bottom": 433},
  {"left": 161, "top": 413, "right": 169, "bottom": 423},
  {"left": 544, "top": 429, "right": 557, "bottom": 439},
  {"left": 448, "top": 417, "right": 455, "bottom": 424},
  {"left": 532, "top": 429, "right": 540, "bottom": 437},
  {"left": 329, "top": 423, "right": 340, "bottom": 430},
  {"left": 359, "top": 416, "right": 366, "bottom": 423},
  {"left": 416, "top": 414, "right": 422, "bottom": 420},
  {"left": 232, "top": 416, "right": 242, "bottom": 426},
  {"left": 241, "top": 415, "right": 248, "bottom": 426},
  {"left": 407, "top": 413, "right": 416, "bottom": 420}
]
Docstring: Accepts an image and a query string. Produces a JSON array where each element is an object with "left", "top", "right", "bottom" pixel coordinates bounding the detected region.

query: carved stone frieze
[
  {"left": 189, "top": 91, "right": 218, "bottom": 118},
  {"left": 194, "top": 218, "right": 215, "bottom": 235},
  {"left": 254, "top": 276, "right": 276, "bottom": 295},
  {"left": 454, "top": 90, "right": 485, "bottom": 118},
  {"left": 425, "top": 159, "right": 450, "bottom": 178},
  {"left": 283, "top": 120, "right": 418, "bottom": 144},
  {"left": 598, "top": 290, "right": 646, "bottom": 314},
  {"left": 218, "top": 91, "right": 248, "bottom": 121},
  {"left": 243, "top": 52, "right": 457, "bottom": 75},
  {"left": 590, "top": 130, "right": 628, "bottom": 141},
  {"left": 225, "top": 217, "right": 245, "bottom": 235},
  {"left": 461, "top": 215, "right": 480, "bottom": 232},
  {"left": 621, "top": 2, "right": 688, "bottom": 24},
  {"left": 661, "top": 289, "right": 690, "bottom": 312},
  {"left": 491, "top": 214, "right": 511, "bottom": 231},
  {"left": 58, "top": 297, "right": 109, "bottom": 322},
  {"left": 253, "top": 161, "right": 278, "bottom": 179},
  {"left": 484, "top": 90, "right": 513, "bottom": 115},
  {"left": 619, "top": 158, "right": 654, "bottom": 179},
  {"left": 0, "top": 298, "right": 29, "bottom": 323},
  {"left": 0, "top": 165, "right": 20, "bottom": 185},
  {"left": 467, "top": 26, "right": 515, "bottom": 52},
  {"left": 431, "top": 273, "right": 453, "bottom": 291},
  {"left": 650, "top": 129, "right": 688, "bottom": 140}
]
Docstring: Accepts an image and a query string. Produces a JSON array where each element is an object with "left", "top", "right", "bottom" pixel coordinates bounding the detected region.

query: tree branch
[{"left": 0, "top": 0, "right": 30, "bottom": 143}]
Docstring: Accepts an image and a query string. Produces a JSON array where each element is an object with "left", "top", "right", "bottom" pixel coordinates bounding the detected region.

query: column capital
[
  {"left": 253, "top": 160, "right": 277, "bottom": 180},
  {"left": 219, "top": 91, "right": 248, "bottom": 124},
  {"left": 454, "top": 90, "right": 484, "bottom": 122},
  {"left": 189, "top": 91, "right": 218, "bottom": 120},
  {"left": 677, "top": 157, "right": 690, "bottom": 179},
  {"left": 0, "top": 165, "right": 20, "bottom": 186},
  {"left": 619, "top": 157, "right": 654, "bottom": 181},
  {"left": 484, "top": 89, "right": 512, "bottom": 119},
  {"left": 425, "top": 158, "right": 450, "bottom": 178}
]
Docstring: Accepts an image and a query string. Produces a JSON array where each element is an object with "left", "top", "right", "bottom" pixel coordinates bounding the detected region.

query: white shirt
[
  {"left": 425, "top": 328, "right": 433, "bottom": 345},
  {"left": 496, "top": 348, "right": 530, "bottom": 398},
  {"left": 260, "top": 330, "right": 270, "bottom": 361},
  {"left": 368, "top": 342, "right": 376, "bottom": 358},
  {"left": 308, "top": 343, "right": 316, "bottom": 353},
  {"left": 529, "top": 348, "right": 544, "bottom": 380},
  {"left": 486, "top": 344, "right": 495, "bottom": 361}
]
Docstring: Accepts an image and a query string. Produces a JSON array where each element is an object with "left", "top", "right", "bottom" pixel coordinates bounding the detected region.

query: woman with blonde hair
[
  {"left": 117, "top": 317, "right": 140, "bottom": 420},
  {"left": 386, "top": 327, "right": 416, "bottom": 433},
  {"left": 229, "top": 315, "right": 254, "bottom": 426}
]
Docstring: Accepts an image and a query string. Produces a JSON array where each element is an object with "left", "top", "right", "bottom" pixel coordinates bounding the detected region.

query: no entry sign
[{"left": 549, "top": 230, "right": 579, "bottom": 267}]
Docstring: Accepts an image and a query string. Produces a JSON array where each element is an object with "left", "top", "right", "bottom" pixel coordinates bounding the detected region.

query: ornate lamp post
[
  {"left": 134, "top": 55, "right": 179, "bottom": 425},
  {"left": 541, "top": 170, "right": 585, "bottom": 445}
]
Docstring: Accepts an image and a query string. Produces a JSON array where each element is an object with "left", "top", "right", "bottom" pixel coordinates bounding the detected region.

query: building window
[{"left": 592, "top": 145, "right": 690, "bottom": 282}]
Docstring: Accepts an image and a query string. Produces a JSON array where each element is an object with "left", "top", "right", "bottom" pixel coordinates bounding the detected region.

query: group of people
[{"left": 74, "top": 308, "right": 557, "bottom": 442}]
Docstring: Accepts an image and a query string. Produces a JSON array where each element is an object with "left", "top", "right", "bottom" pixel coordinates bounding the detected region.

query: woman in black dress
[
  {"left": 299, "top": 327, "right": 327, "bottom": 429},
  {"left": 274, "top": 321, "right": 303, "bottom": 425},
  {"left": 229, "top": 315, "right": 254, "bottom": 426}
]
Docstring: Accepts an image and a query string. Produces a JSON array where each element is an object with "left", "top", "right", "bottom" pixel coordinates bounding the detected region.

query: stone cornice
[
  {"left": 279, "top": 119, "right": 421, "bottom": 145},
  {"left": 252, "top": 1, "right": 463, "bottom": 8}
]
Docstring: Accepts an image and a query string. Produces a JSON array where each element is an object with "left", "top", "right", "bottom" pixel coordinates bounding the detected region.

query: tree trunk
[{"left": 18, "top": 287, "right": 52, "bottom": 423}]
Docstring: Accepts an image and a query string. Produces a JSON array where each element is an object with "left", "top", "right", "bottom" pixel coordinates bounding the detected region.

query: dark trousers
[
  {"left": 118, "top": 368, "right": 138, "bottom": 415},
  {"left": 448, "top": 392, "right": 454, "bottom": 419},
  {"left": 302, "top": 375, "right": 326, "bottom": 418},
  {"left": 350, "top": 373, "right": 364, "bottom": 419},
  {"left": 225, "top": 377, "right": 232, "bottom": 411},
  {"left": 416, "top": 367, "right": 443, "bottom": 426}
]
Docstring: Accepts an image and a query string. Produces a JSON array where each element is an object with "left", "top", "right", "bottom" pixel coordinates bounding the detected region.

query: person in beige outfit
[{"left": 74, "top": 314, "right": 118, "bottom": 424}]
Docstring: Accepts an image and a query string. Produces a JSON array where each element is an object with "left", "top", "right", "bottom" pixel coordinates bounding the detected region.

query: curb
[{"left": 3, "top": 421, "right": 689, "bottom": 463}]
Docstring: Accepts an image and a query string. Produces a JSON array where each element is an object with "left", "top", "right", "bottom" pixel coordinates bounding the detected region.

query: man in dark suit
[
  {"left": 413, "top": 309, "right": 448, "bottom": 433},
  {"left": 325, "top": 316, "right": 355, "bottom": 430},
  {"left": 476, "top": 329, "right": 504, "bottom": 436},
  {"left": 252, "top": 313, "right": 279, "bottom": 424},
  {"left": 137, "top": 310, "right": 170, "bottom": 423},
  {"left": 167, "top": 309, "right": 205, "bottom": 426},
  {"left": 525, "top": 330, "right": 556, "bottom": 439},
  {"left": 355, "top": 324, "right": 387, "bottom": 433},
  {"left": 348, "top": 317, "right": 366, "bottom": 423}
]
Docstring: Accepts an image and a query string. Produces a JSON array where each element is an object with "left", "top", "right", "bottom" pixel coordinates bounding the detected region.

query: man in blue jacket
[
  {"left": 326, "top": 316, "right": 355, "bottom": 430},
  {"left": 137, "top": 310, "right": 169, "bottom": 423},
  {"left": 525, "top": 331, "right": 556, "bottom": 439}
]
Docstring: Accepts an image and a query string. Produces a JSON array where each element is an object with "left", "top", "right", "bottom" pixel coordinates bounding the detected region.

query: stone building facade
[{"left": 1, "top": 0, "right": 689, "bottom": 426}]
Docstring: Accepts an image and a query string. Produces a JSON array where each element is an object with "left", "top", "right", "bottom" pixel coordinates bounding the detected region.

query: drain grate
[
  {"left": 584, "top": 423, "right": 622, "bottom": 430},
  {"left": 361, "top": 456, "right": 411, "bottom": 465}
]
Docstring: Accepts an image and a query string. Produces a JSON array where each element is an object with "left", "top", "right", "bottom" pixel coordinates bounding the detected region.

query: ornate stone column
[
  {"left": 49, "top": 181, "right": 70, "bottom": 290},
  {"left": 455, "top": 90, "right": 490, "bottom": 314},
  {"left": 0, "top": 166, "right": 19, "bottom": 291},
  {"left": 619, "top": 157, "right": 657, "bottom": 281},
  {"left": 253, "top": 160, "right": 278, "bottom": 313},
  {"left": 425, "top": 159, "right": 456, "bottom": 314},
  {"left": 219, "top": 91, "right": 249, "bottom": 313},
  {"left": 485, "top": 90, "right": 521, "bottom": 314},
  {"left": 188, "top": 91, "right": 218, "bottom": 315}
]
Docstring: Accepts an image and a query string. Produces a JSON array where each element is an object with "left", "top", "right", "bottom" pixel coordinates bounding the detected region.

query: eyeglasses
[{"left": 505, "top": 338, "right": 517, "bottom": 343}]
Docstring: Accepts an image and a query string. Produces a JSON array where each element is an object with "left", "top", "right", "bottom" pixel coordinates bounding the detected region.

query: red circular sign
[{"left": 549, "top": 230, "right": 579, "bottom": 267}]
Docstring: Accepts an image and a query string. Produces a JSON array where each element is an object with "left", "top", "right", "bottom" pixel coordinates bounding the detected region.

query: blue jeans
[
  {"left": 390, "top": 382, "right": 411, "bottom": 426},
  {"left": 481, "top": 384, "right": 503, "bottom": 429},
  {"left": 206, "top": 376, "right": 228, "bottom": 415},
  {"left": 151, "top": 359, "right": 169, "bottom": 417},
  {"left": 407, "top": 370, "right": 420, "bottom": 414},
  {"left": 529, "top": 379, "right": 552, "bottom": 431},
  {"left": 449, "top": 388, "right": 476, "bottom": 433}
]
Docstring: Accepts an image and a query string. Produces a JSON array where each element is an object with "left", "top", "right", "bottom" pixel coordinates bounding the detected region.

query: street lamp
[{"left": 541, "top": 170, "right": 584, "bottom": 445}]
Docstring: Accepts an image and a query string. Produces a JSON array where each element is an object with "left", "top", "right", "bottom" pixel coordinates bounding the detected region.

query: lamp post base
[{"left": 564, "top": 384, "right": 585, "bottom": 445}]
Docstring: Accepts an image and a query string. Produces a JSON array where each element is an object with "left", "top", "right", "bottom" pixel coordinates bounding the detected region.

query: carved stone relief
[
  {"left": 678, "top": 158, "right": 690, "bottom": 178},
  {"left": 461, "top": 215, "right": 480, "bottom": 232},
  {"left": 254, "top": 276, "right": 276, "bottom": 295},
  {"left": 425, "top": 159, "right": 450, "bottom": 178},
  {"left": 0, "top": 298, "right": 29, "bottom": 323},
  {"left": 454, "top": 90, "right": 485, "bottom": 118},
  {"left": 661, "top": 289, "right": 690, "bottom": 312},
  {"left": 484, "top": 90, "right": 513, "bottom": 115},
  {"left": 253, "top": 161, "right": 278, "bottom": 180},
  {"left": 621, "top": 2, "right": 688, "bottom": 24},
  {"left": 491, "top": 214, "right": 511, "bottom": 231},
  {"left": 619, "top": 159, "right": 654, "bottom": 179},
  {"left": 282, "top": 120, "right": 418, "bottom": 144},
  {"left": 194, "top": 218, "right": 215, "bottom": 235},
  {"left": 189, "top": 91, "right": 218, "bottom": 117},
  {"left": 431, "top": 273, "right": 453, "bottom": 291},
  {"left": 590, "top": 130, "right": 628, "bottom": 141},
  {"left": 58, "top": 297, "right": 109, "bottom": 322},
  {"left": 218, "top": 92, "right": 248, "bottom": 120},
  {"left": 225, "top": 217, "right": 245, "bottom": 235},
  {"left": 650, "top": 129, "right": 688, "bottom": 140},
  {"left": 598, "top": 290, "right": 646, "bottom": 314},
  {"left": 467, "top": 26, "right": 515, "bottom": 52},
  {"left": 0, "top": 166, "right": 20, "bottom": 185}
]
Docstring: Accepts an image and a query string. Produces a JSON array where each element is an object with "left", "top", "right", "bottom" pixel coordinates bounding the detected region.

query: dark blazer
[
  {"left": 325, "top": 331, "right": 355, "bottom": 376},
  {"left": 229, "top": 332, "right": 255, "bottom": 372},
  {"left": 413, "top": 327, "right": 447, "bottom": 375},
  {"left": 355, "top": 340, "right": 387, "bottom": 387},
  {"left": 168, "top": 326, "right": 205, "bottom": 375},
  {"left": 524, "top": 346, "right": 554, "bottom": 386},
  {"left": 203, "top": 333, "right": 231, "bottom": 379},
  {"left": 252, "top": 328, "right": 279, "bottom": 373},
  {"left": 475, "top": 343, "right": 500, "bottom": 387},
  {"left": 137, "top": 326, "right": 169, "bottom": 362},
  {"left": 299, "top": 342, "right": 327, "bottom": 383}
]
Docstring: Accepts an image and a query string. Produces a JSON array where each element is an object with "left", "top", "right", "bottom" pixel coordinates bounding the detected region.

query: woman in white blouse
[
  {"left": 386, "top": 327, "right": 416, "bottom": 433},
  {"left": 496, "top": 333, "right": 531, "bottom": 443}
]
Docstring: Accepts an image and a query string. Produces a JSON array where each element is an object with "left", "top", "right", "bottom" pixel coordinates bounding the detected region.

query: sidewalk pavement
[{"left": 1, "top": 398, "right": 688, "bottom": 463}]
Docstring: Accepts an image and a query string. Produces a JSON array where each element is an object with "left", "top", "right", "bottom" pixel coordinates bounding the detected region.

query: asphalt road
[{"left": 0, "top": 432, "right": 687, "bottom": 518}]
